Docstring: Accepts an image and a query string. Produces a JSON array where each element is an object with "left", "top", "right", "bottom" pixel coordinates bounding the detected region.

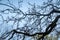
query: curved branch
[
  {"left": 1, "top": 15, "right": 60, "bottom": 40},
  {"left": 25, "top": 8, "right": 60, "bottom": 16},
  {"left": 1, "top": 1, "right": 60, "bottom": 40},
  {"left": 38, "top": 15, "right": 60, "bottom": 40},
  {"left": 7, "top": 8, "right": 60, "bottom": 40},
  {"left": 0, "top": 3, "right": 15, "bottom": 9}
]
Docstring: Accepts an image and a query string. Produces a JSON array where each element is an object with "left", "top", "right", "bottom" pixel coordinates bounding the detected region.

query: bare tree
[{"left": 0, "top": 0, "right": 60, "bottom": 40}]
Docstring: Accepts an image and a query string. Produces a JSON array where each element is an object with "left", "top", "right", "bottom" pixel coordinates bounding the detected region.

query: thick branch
[{"left": 38, "top": 15, "right": 60, "bottom": 40}]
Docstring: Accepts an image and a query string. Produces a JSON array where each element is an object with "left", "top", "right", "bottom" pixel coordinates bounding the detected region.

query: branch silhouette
[
  {"left": 1, "top": 8, "right": 60, "bottom": 40},
  {"left": 0, "top": 1, "right": 60, "bottom": 40}
]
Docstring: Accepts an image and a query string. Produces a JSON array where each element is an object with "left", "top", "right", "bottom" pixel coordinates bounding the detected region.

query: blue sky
[
  {"left": 0, "top": 0, "right": 45, "bottom": 12},
  {"left": 21, "top": 0, "right": 44, "bottom": 12},
  {"left": 0, "top": 0, "right": 60, "bottom": 40}
]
